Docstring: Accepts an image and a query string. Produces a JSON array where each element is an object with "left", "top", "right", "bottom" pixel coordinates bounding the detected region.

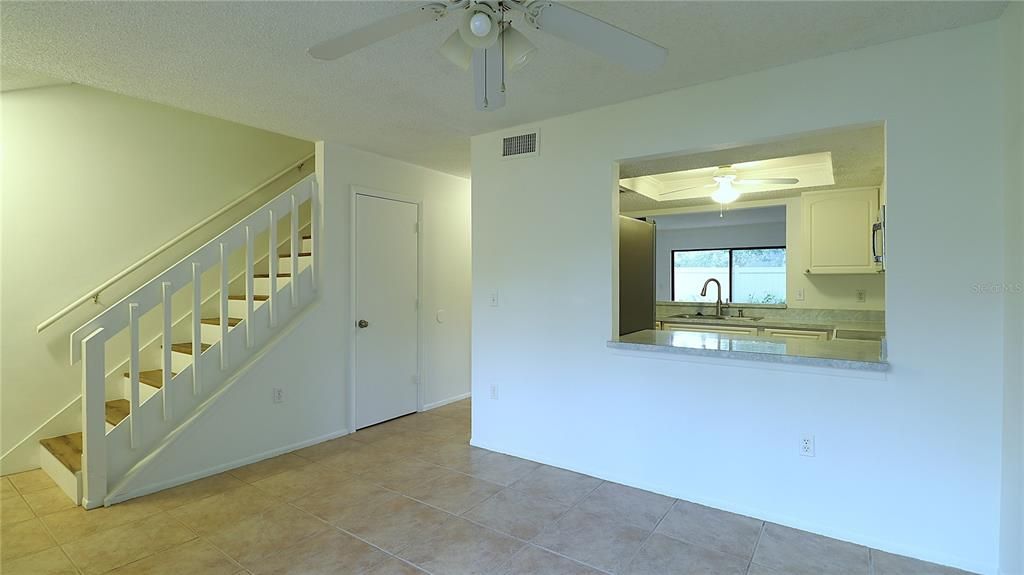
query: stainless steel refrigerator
[{"left": 619, "top": 215, "right": 656, "bottom": 336}]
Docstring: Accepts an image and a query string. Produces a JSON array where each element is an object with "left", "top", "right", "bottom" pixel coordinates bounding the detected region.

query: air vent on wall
[{"left": 502, "top": 131, "right": 539, "bottom": 159}]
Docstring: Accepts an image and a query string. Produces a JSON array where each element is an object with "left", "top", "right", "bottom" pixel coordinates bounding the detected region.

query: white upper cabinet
[{"left": 801, "top": 188, "right": 880, "bottom": 275}]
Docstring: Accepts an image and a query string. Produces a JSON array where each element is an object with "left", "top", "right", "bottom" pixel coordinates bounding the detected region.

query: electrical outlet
[
  {"left": 800, "top": 434, "right": 815, "bottom": 457},
  {"left": 855, "top": 289, "right": 867, "bottom": 303},
  {"left": 795, "top": 288, "right": 805, "bottom": 301},
  {"left": 490, "top": 384, "right": 499, "bottom": 400},
  {"left": 489, "top": 289, "right": 500, "bottom": 307},
  {"left": 272, "top": 388, "right": 284, "bottom": 404}
]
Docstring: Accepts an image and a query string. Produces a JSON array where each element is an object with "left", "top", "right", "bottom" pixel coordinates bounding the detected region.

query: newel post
[{"left": 81, "top": 327, "right": 107, "bottom": 509}]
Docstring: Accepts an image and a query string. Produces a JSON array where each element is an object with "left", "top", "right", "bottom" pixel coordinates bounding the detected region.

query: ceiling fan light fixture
[
  {"left": 711, "top": 178, "right": 740, "bottom": 204},
  {"left": 502, "top": 26, "right": 536, "bottom": 71},
  {"left": 459, "top": 4, "right": 499, "bottom": 49},
  {"left": 440, "top": 30, "right": 473, "bottom": 70}
]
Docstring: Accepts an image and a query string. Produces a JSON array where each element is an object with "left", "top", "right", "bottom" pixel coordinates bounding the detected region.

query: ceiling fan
[
  {"left": 308, "top": 0, "right": 668, "bottom": 111},
  {"left": 660, "top": 166, "right": 799, "bottom": 204}
]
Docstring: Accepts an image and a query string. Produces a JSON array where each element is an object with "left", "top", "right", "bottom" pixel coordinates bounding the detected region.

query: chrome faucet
[{"left": 700, "top": 278, "right": 726, "bottom": 317}]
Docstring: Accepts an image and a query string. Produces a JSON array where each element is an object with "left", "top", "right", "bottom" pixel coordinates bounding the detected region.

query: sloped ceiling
[{"left": 0, "top": 1, "right": 1005, "bottom": 176}]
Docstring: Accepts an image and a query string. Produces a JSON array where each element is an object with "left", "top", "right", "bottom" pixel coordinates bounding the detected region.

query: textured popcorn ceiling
[
  {"left": 619, "top": 123, "right": 885, "bottom": 213},
  {"left": 0, "top": 1, "right": 1005, "bottom": 177}
]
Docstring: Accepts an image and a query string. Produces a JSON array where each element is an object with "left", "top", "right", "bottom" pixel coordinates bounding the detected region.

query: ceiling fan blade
[
  {"left": 530, "top": 3, "right": 667, "bottom": 71},
  {"left": 309, "top": 4, "right": 446, "bottom": 61},
  {"left": 660, "top": 183, "right": 715, "bottom": 196},
  {"left": 736, "top": 178, "right": 799, "bottom": 185}
]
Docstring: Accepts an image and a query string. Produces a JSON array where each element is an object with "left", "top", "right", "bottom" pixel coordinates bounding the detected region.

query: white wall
[
  {"left": 114, "top": 141, "right": 471, "bottom": 494},
  {"left": 0, "top": 84, "right": 312, "bottom": 470},
  {"left": 653, "top": 220, "right": 785, "bottom": 301},
  {"left": 1000, "top": 4, "right": 1024, "bottom": 574},
  {"left": 471, "top": 21, "right": 1012, "bottom": 575}
]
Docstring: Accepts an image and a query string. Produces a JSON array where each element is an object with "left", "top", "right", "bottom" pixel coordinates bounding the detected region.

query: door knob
[{"left": 357, "top": 319, "right": 369, "bottom": 328}]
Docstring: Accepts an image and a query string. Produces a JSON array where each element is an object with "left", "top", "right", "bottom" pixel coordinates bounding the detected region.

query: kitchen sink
[{"left": 670, "top": 314, "right": 763, "bottom": 321}]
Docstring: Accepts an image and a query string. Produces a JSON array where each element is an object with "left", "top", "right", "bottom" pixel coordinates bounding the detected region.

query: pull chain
[{"left": 500, "top": 5, "right": 506, "bottom": 93}]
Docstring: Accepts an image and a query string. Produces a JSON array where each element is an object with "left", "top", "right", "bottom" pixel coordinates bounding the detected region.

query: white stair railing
[{"left": 68, "top": 173, "right": 319, "bottom": 508}]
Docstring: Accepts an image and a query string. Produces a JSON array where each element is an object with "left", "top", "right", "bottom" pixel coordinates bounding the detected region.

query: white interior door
[{"left": 354, "top": 194, "right": 419, "bottom": 429}]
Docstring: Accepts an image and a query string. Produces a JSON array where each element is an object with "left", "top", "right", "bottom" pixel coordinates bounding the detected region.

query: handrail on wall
[{"left": 35, "top": 153, "right": 315, "bottom": 333}]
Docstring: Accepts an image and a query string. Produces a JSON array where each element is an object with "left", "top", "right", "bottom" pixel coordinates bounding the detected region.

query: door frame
[{"left": 349, "top": 185, "right": 424, "bottom": 431}]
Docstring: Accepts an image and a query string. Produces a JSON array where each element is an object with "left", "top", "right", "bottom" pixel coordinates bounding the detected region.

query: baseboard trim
[
  {"left": 468, "top": 438, "right": 992, "bottom": 575},
  {"left": 422, "top": 392, "right": 470, "bottom": 411},
  {"left": 106, "top": 427, "right": 351, "bottom": 505}
]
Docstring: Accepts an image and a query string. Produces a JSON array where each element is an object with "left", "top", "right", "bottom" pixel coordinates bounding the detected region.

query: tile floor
[{"left": 1, "top": 399, "right": 975, "bottom": 575}]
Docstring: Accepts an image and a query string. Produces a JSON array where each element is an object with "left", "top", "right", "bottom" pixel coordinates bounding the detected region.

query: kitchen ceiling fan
[
  {"left": 308, "top": 0, "right": 668, "bottom": 111},
  {"left": 660, "top": 166, "right": 799, "bottom": 204}
]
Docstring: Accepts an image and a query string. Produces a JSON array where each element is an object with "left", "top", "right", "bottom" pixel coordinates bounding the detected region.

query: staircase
[{"left": 37, "top": 173, "right": 319, "bottom": 509}]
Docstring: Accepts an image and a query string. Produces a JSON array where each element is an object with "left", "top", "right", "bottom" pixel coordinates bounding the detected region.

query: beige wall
[{"left": 0, "top": 84, "right": 312, "bottom": 466}]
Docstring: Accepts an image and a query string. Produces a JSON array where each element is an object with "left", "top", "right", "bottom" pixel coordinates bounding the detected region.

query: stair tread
[
  {"left": 106, "top": 399, "right": 130, "bottom": 426},
  {"left": 253, "top": 273, "right": 291, "bottom": 278},
  {"left": 170, "top": 342, "right": 211, "bottom": 355},
  {"left": 279, "top": 252, "right": 312, "bottom": 257},
  {"left": 122, "top": 369, "right": 176, "bottom": 389},
  {"left": 201, "top": 317, "right": 242, "bottom": 326},
  {"left": 39, "top": 432, "right": 83, "bottom": 474},
  {"left": 228, "top": 294, "right": 269, "bottom": 301}
]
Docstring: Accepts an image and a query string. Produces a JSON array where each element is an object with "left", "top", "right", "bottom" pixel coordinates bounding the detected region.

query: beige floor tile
[
  {"left": 872, "top": 549, "right": 976, "bottom": 575},
  {"left": 532, "top": 508, "right": 650, "bottom": 574},
  {"left": 751, "top": 523, "right": 869, "bottom": 575},
  {"left": 2, "top": 494, "right": 37, "bottom": 526},
  {"left": 336, "top": 494, "right": 451, "bottom": 554},
  {"left": 357, "top": 458, "right": 451, "bottom": 492},
  {"left": 0, "top": 546, "right": 78, "bottom": 575},
  {"left": 349, "top": 424, "right": 403, "bottom": 444},
  {"left": 509, "top": 465, "right": 602, "bottom": 506},
  {"left": 41, "top": 496, "right": 164, "bottom": 544},
  {"left": 450, "top": 452, "right": 541, "bottom": 487},
  {"left": 141, "top": 473, "right": 247, "bottom": 511},
  {"left": 576, "top": 482, "right": 674, "bottom": 531},
  {"left": 654, "top": 499, "right": 763, "bottom": 559},
  {"left": 316, "top": 444, "right": 403, "bottom": 475},
  {"left": 168, "top": 484, "right": 278, "bottom": 536},
  {"left": 1, "top": 518, "right": 57, "bottom": 561},
  {"left": 254, "top": 528, "right": 389, "bottom": 575},
  {"left": 462, "top": 488, "right": 570, "bottom": 540},
  {"left": 416, "top": 443, "right": 487, "bottom": 468},
  {"left": 62, "top": 512, "right": 196, "bottom": 575},
  {"left": 204, "top": 504, "right": 328, "bottom": 570},
  {"left": 21, "top": 487, "right": 77, "bottom": 518},
  {"left": 623, "top": 532, "right": 749, "bottom": 575},
  {"left": 250, "top": 463, "right": 351, "bottom": 501},
  {"left": 106, "top": 539, "right": 240, "bottom": 575},
  {"left": 384, "top": 413, "right": 450, "bottom": 434},
  {"left": 2, "top": 477, "right": 20, "bottom": 500},
  {"left": 230, "top": 454, "right": 310, "bottom": 483},
  {"left": 8, "top": 470, "right": 57, "bottom": 495},
  {"left": 362, "top": 556, "right": 426, "bottom": 575},
  {"left": 499, "top": 544, "right": 609, "bottom": 575},
  {"left": 403, "top": 470, "right": 502, "bottom": 514},
  {"left": 428, "top": 402, "right": 471, "bottom": 421},
  {"left": 292, "top": 435, "right": 365, "bottom": 462},
  {"left": 398, "top": 516, "right": 524, "bottom": 575},
  {"left": 291, "top": 476, "right": 397, "bottom": 526}
]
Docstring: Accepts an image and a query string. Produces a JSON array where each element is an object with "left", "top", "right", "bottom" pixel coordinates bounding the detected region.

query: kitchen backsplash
[{"left": 655, "top": 301, "right": 885, "bottom": 324}]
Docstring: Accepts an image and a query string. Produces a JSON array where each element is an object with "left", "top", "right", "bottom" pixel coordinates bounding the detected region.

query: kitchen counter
[
  {"left": 657, "top": 315, "right": 886, "bottom": 341},
  {"left": 610, "top": 328, "right": 889, "bottom": 371}
]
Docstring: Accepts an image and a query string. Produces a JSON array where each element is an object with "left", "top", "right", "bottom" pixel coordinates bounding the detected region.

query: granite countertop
[
  {"left": 610, "top": 329, "right": 889, "bottom": 371},
  {"left": 656, "top": 314, "right": 886, "bottom": 340}
]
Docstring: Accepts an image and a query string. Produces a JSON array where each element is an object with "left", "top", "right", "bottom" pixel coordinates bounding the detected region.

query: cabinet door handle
[{"left": 872, "top": 222, "right": 883, "bottom": 263}]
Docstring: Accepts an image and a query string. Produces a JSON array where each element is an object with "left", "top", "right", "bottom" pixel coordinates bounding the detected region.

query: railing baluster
[
  {"left": 245, "top": 226, "right": 255, "bottom": 348},
  {"left": 311, "top": 178, "right": 319, "bottom": 291},
  {"left": 161, "top": 282, "right": 172, "bottom": 421},
  {"left": 128, "top": 303, "right": 141, "bottom": 448},
  {"left": 268, "top": 210, "right": 278, "bottom": 328},
  {"left": 80, "top": 328, "right": 107, "bottom": 509},
  {"left": 191, "top": 262, "right": 202, "bottom": 395},
  {"left": 219, "top": 243, "right": 229, "bottom": 370},
  {"left": 290, "top": 195, "right": 299, "bottom": 306}
]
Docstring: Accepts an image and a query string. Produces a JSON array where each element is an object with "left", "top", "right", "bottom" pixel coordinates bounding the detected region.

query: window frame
[{"left": 670, "top": 245, "right": 787, "bottom": 304}]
